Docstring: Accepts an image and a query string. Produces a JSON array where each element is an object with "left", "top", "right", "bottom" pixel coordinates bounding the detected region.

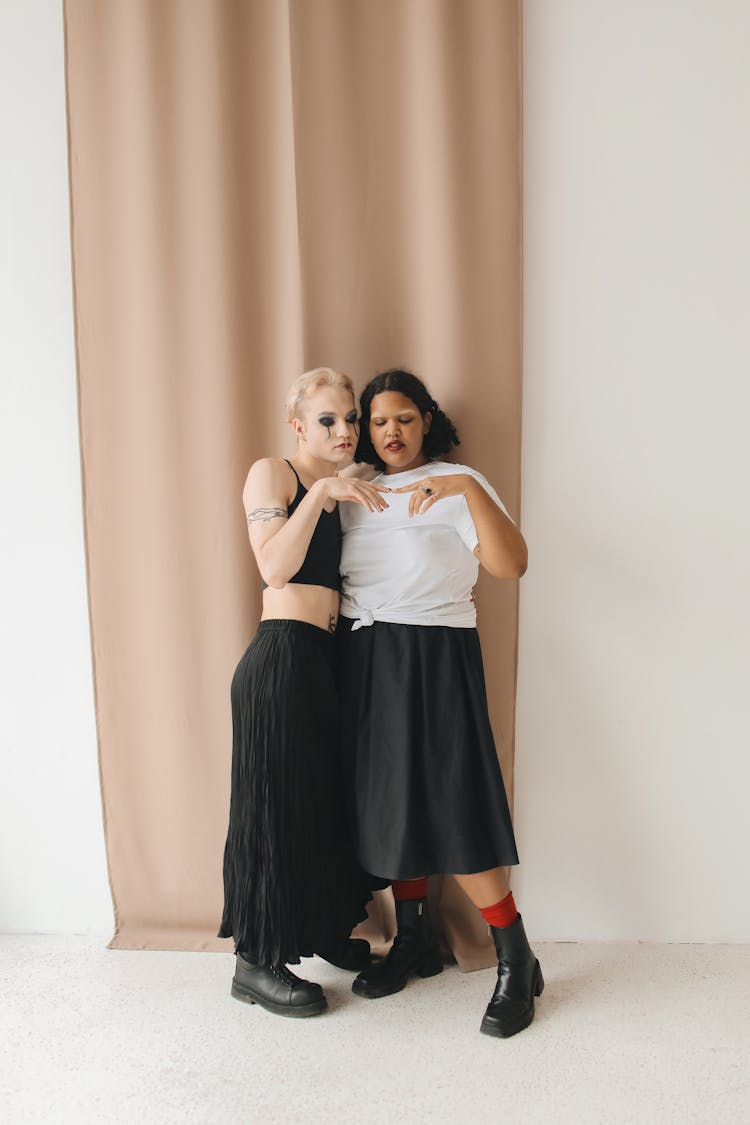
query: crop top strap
[{"left": 284, "top": 459, "right": 303, "bottom": 491}]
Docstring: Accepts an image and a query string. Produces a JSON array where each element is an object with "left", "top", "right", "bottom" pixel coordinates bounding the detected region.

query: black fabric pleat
[
  {"left": 337, "top": 619, "right": 520, "bottom": 880},
  {"left": 219, "top": 619, "right": 373, "bottom": 965}
]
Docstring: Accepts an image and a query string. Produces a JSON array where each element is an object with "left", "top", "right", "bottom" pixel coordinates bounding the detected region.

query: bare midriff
[{"left": 261, "top": 583, "right": 340, "bottom": 633}]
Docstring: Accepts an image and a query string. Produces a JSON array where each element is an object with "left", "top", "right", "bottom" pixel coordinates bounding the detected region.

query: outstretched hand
[
  {"left": 389, "top": 473, "right": 470, "bottom": 517},
  {"left": 326, "top": 476, "right": 391, "bottom": 512}
]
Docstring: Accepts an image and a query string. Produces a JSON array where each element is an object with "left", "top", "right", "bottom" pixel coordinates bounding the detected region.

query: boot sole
[
  {"left": 231, "top": 980, "right": 328, "bottom": 1018},
  {"left": 352, "top": 955, "right": 443, "bottom": 1000},
  {"left": 479, "top": 961, "right": 544, "bottom": 1039}
]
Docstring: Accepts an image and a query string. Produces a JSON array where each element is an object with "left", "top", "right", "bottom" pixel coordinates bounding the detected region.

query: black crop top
[{"left": 261, "top": 460, "right": 342, "bottom": 592}]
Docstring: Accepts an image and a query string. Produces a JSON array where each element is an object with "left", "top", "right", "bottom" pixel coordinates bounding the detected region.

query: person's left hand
[{"left": 389, "top": 473, "right": 471, "bottom": 517}]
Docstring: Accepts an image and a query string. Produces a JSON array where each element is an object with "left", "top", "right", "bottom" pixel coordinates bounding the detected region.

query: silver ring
[{"left": 421, "top": 486, "right": 433, "bottom": 496}]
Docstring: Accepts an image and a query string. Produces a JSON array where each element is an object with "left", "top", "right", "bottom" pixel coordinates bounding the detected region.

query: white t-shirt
[{"left": 339, "top": 461, "right": 513, "bottom": 629}]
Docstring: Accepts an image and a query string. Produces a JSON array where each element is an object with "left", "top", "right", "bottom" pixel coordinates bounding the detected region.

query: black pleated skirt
[
  {"left": 337, "top": 618, "right": 520, "bottom": 880},
  {"left": 218, "top": 619, "right": 373, "bottom": 965}
]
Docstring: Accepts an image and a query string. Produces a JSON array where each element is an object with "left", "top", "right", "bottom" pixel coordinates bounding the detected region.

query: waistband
[{"left": 257, "top": 618, "right": 334, "bottom": 640}]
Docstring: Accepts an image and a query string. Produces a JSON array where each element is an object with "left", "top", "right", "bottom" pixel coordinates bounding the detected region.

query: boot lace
[{"left": 270, "top": 964, "right": 302, "bottom": 987}]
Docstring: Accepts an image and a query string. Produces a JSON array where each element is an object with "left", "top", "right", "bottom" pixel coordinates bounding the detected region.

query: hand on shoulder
[{"left": 337, "top": 461, "right": 380, "bottom": 482}]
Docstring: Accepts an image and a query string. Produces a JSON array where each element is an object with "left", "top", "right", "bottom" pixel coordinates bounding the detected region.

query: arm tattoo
[{"left": 247, "top": 507, "right": 288, "bottom": 525}]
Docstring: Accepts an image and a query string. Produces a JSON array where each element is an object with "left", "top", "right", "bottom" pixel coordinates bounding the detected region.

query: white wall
[
  {"left": 0, "top": 1, "right": 112, "bottom": 933},
  {"left": 516, "top": 0, "right": 750, "bottom": 940},
  {"left": 2, "top": 1, "right": 749, "bottom": 942}
]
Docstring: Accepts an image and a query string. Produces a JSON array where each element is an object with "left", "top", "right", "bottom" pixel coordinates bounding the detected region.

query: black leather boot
[
  {"left": 480, "top": 914, "right": 544, "bottom": 1038},
  {"left": 231, "top": 954, "right": 327, "bottom": 1018},
  {"left": 352, "top": 897, "right": 443, "bottom": 999},
  {"left": 317, "top": 936, "right": 372, "bottom": 972}
]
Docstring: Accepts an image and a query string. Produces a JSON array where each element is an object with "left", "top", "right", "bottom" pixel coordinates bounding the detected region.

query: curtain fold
[{"left": 64, "top": 0, "right": 522, "bottom": 969}]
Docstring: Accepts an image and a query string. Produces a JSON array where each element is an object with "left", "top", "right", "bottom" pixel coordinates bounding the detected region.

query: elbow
[
  {"left": 263, "top": 573, "right": 288, "bottom": 590},
  {"left": 498, "top": 557, "right": 527, "bottom": 580},
  {"left": 513, "top": 530, "right": 528, "bottom": 577},
  {"left": 257, "top": 548, "right": 290, "bottom": 589},
  {"left": 498, "top": 543, "right": 528, "bottom": 580},
  {"left": 259, "top": 559, "right": 289, "bottom": 589},
  {"left": 477, "top": 537, "right": 528, "bottom": 580}
]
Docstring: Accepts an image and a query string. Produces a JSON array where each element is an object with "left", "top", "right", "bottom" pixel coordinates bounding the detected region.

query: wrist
[{"left": 308, "top": 477, "right": 330, "bottom": 505}]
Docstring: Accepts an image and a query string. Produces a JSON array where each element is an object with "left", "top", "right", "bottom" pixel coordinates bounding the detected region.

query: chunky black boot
[
  {"left": 352, "top": 897, "right": 443, "bottom": 999},
  {"left": 317, "top": 936, "right": 372, "bottom": 972},
  {"left": 231, "top": 954, "right": 327, "bottom": 1018},
  {"left": 480, "top": 914, "right": 544, "bottom": 1038}
]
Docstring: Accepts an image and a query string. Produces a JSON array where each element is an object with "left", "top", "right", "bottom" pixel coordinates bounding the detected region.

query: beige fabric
[{"left": 64, "top": 0, "right": 522, "bottom": 970}]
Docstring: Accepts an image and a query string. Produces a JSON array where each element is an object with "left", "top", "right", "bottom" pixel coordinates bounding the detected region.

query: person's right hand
[{"left": 322, "top": 476, "right": 390, "bottom": 512}]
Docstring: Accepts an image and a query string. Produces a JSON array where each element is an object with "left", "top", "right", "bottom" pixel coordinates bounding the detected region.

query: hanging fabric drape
[{"left": 64, "top": 0, "right": 522, "bottom": 968}]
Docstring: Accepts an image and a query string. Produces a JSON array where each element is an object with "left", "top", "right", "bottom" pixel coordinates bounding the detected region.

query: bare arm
[
  {"left": 245, "top": 459, "right": 389, "bottom": 588},
  {"left": 244, "top": 460, "right": 322, "bottom": 588},
  {"left": 464, "top": 477, "right": 528, "bottom": 579}
]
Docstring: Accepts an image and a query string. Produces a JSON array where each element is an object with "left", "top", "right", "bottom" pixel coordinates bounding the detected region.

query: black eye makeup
[
  {"left": 319, "top": 411, "right": 359, "bottom": 436},
  {"left": 317, "top": 415, "right": 335, "bottom": 438}
]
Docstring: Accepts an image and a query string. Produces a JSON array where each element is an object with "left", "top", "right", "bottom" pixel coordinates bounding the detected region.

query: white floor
[{"left": 1, "top": 936, "right": 749, "bottom": 1125}]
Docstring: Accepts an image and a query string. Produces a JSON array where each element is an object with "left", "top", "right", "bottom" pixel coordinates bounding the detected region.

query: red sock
[
  {"left": 392, "top": 877, "right": 429, "bottom": 901},
  {"left": 480, "top": 892, "right": 518, "bottom": 929}
]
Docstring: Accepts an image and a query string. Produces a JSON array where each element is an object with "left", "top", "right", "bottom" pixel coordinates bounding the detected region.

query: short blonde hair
[{"left": 285, "top": 367, "right": 355, "bottom": 422}]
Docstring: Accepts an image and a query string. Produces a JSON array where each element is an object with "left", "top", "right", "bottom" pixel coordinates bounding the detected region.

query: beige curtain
[{"left": 64, "top": 0, "right": 522, "bottom": 969}]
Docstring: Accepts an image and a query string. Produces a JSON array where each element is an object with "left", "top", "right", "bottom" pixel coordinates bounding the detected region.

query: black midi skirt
[
  {"left": 218, "top": 619, "right": 373, "bottom": 965},
  {"left": 337, "top": 618, "right": 520, "bottom": 880}
]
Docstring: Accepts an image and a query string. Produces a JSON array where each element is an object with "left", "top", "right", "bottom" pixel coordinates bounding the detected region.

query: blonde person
[
  {"left": 219, "top": 368, "right": 388, "bottom": 1018},
  {"left": 337, "top": 368, "right": 543, "bottom": 1039}
]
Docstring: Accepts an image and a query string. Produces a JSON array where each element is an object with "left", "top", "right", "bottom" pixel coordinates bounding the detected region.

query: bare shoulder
[
  {"left": 243, "top": 457, "right": 296, "bottom": 511},
  {"left": 245, "top": 456, "right": 293, "bottom": 487}
]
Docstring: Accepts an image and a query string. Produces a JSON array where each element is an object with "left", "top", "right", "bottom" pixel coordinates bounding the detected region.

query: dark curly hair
[{"left": 354, "top": 369, "right": 460, "bottom": 469}]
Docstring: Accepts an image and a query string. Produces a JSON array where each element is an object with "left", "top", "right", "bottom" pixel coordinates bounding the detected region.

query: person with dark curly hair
[{"left": 337, "top": 368, "right": 543, "bottom": 1039}]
